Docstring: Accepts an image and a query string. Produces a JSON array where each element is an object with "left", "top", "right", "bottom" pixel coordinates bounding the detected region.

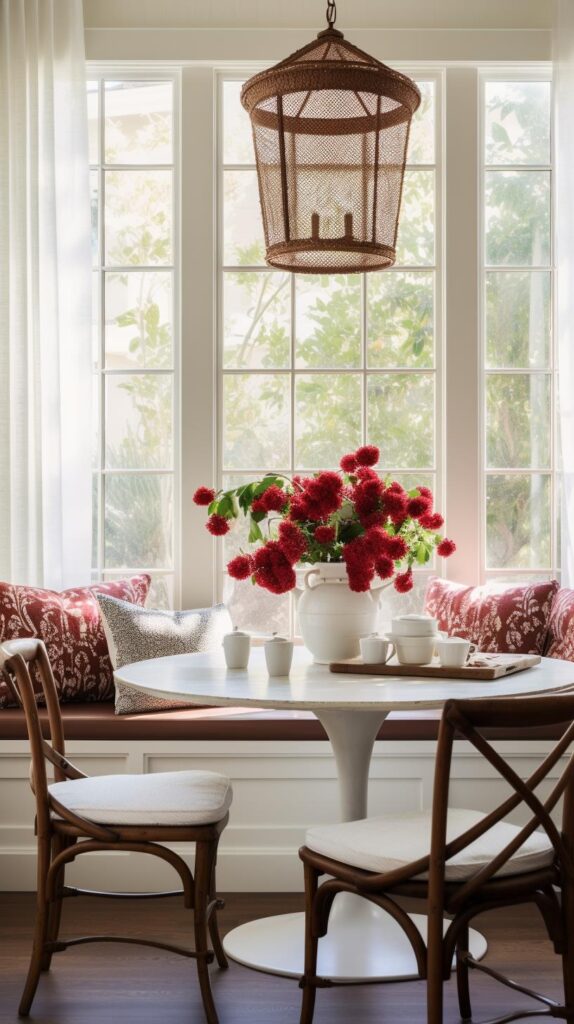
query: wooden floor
[{"left": 0, "top": 892, "right": 564, "bottom": 1024}]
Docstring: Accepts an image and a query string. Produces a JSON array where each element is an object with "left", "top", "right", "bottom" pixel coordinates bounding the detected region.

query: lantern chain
[{"left": 326, "top": 0, "right": 337, "bottom": 28}]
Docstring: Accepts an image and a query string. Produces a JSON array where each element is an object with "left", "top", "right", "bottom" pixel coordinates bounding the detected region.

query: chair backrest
[
  {"left": 428, "top": 694, "right": 574, "bottom": 910},
  {"left": 0, "top": 639, "right": 69, "bottom": 836}
]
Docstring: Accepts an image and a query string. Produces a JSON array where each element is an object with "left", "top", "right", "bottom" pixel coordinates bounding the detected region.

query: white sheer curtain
[
  {"left": 555, "top": 0, "right": 574, "bottom": 587},
  {"left": 0, "top": 0, "right": 92, "bottom": 589}
]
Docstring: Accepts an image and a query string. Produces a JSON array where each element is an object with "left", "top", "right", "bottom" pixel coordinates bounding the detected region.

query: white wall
[{"left": 0, "top": 737, "right": 564, "bottom": 891}]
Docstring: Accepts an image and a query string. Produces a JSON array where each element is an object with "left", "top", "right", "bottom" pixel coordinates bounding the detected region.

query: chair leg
[
  {"left": 194, "top": 840, "right": 220, "bottom": 1024},
  {"left": 19, "top": 833, "right": 51, "bottom": 1016},
  {"left": 562, "top": 882, "right": 574, "bottom": 1024},
  {"left": 456, "top": 924, "right": 472, "bottom": 1022},
  {"left": 41, "top": 835, "right": 73, "bottom": 972},
  {"left": 299, "top": 862, "right": 320, "bottom": 1024},
  {"left": 426, "top": 905, "right": 445, "bottom": 1024},
  {"left": 208, "top": 843, "right": 228, "bottom": 970}
]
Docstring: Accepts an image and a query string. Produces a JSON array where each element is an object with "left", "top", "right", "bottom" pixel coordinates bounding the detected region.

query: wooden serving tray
[{"left": 329, "top": 654, "right": 542, "bottom": 681}]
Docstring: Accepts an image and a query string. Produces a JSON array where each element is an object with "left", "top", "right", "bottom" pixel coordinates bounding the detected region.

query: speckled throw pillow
[{"left": 96, "top": 595, "right": 232, "bottom": 715}]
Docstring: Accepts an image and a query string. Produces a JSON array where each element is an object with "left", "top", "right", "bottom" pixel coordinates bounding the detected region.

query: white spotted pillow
[{"left": 97, "top": 595, "right": 232, "bottom": 715}]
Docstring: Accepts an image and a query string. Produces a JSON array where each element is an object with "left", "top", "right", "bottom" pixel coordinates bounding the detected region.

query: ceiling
[{"left": 82, "top": 0, "right": 552, "bottom": 32}]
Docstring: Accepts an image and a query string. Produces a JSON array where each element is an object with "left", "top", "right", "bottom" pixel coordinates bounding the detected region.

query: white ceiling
[{"left": 82, "top": 0, "right": 553, "bottom": 31}]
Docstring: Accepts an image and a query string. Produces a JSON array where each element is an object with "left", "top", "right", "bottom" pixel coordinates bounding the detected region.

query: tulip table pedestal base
[{"left": 223, "top": 708, "right": 488, "bottom": 982}]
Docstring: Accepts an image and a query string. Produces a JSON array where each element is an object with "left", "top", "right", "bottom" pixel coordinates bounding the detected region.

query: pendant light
[{"left": 241, "top": 1, "right": 421, "bottom": 274}]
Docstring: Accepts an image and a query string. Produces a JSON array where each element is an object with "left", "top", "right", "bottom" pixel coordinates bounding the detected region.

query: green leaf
[
  {"left": 416, "top": 543, "right": 430, "bottom": 564},
  {"left": 218, "top": 494, "right": 234, "bottom": 518},
  {"left": 248, "top": 517, "right": 264, "bottom": 543},
  {"left": 252, "top": 475, "right": 283, "bottom": 498}
]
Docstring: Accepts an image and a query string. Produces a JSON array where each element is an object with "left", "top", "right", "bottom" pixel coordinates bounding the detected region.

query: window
[
  {"left": 88, "top": 75, "right": 179, "bottom": 607},
  {"left": 218, "top": 75, "right": 442, "bottom": 630},
  {"left": 481, "top": 75, "right": 555, "bottom": 581},
  {"left": 85, "top": 62, "right": 555, "bottom": 617}
]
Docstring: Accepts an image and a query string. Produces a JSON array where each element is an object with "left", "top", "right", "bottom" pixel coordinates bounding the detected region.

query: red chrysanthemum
[
  {"left": 227, "top": 554, "right": 254, "bottom": 580},
  {"left": 419, "top": 512, "right": 444, "bottom": 530},
  {"left": 278, "top": 520, "right": 308, "bottom": 563},
  {"left": 353, "top": 477, "right": 384, "bottom": 522},
  {"left": 418, "top": 485, "right": 434, "bottom": 505},
  {"left": 375, "top": 555, "right": 395, "bottom": 580},
  {"left": 384, "top": 534, "right": 409, "bottom": 560},
  {"left": 355, "top": 445, "right": 380, "bottom": 467},
  {"left": 355, "top": 466, "right": 379, "bottom": 482},
  {"left": 193, "top": 486, "right": 216, "bottom": 506},
  {"left": 381, "top": 487, "right": 408, "bottom": 521},
  {"left": 206, "top": 514, "right": 230, "bottom": 536},
  {"left": 340, "top": 453, "right": 358, "bottom": 473},
  {"left": 253, "top": 541, "right": 296, "bottom": 594},
  {"left": 314, "top": 525, "right": 336, "bottom": 544},
  {"left": 394, "top": 569, "right": 414, "bottom": 593},
  {"left": 288, "top": 495, "right": 309, "bottom": 521},
  {"left": 365, "top": 526, "right": 390, "bottom": 558},
  {"left": 387, "top": 481, "right": 405, "bottom": 494},
  {"left": 437, "top": 538, "right": 457, "bottom": 557},
  {"left": 359, "top": 511, "right": 385, "bottom": 530},
  {"left": 407, "top": 495, "right": 432, "bottom": 518},
  {"left": 343, "top": 535, "right": 376, "bottom": 592},
  {"left": 258, "top": 484, "right": 287, "bottom": 513},
  {"left": 251, "top": 498, "right": 268, "bottom": 516},
  {"left": 294, "top": 471, "right": 344, "bottom": 521}
]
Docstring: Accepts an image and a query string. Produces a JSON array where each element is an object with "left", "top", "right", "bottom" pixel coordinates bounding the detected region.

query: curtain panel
[
  {"left": 555, "top": 0, "right": 574, "bottom": 587},
  {"left": 0, "top": 0, "right": 92, "bottom": 589}
]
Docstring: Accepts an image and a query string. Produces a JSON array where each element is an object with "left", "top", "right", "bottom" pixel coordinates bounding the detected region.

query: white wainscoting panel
[{"left": 0, "top": 739, "right": 564, "bottom": 891}]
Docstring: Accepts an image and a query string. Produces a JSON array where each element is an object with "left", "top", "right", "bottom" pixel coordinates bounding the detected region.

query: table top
[{"left": 114, "top": 647, "right": 574, "bottom": 712}]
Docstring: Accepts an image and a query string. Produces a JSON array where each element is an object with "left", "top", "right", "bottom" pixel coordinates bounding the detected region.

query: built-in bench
[
  {"left": 0, "top": 704, "right": 566, "bottom": 892},
  {"left": 0, "top": 702, "right": 565, "bottom": 741}
]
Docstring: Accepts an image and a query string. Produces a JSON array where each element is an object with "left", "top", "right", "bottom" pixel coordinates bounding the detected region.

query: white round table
[{"left": 115, "top": 648, "right": 574, "bottom": 984}]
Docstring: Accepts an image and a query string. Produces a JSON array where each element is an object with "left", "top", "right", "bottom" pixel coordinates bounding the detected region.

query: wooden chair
[
  {"left": 1, "top": 638, "right": 231, "bottom": 1024},
  {"left": 299, "top": 694, "right": 574, "bottom": 1024}
]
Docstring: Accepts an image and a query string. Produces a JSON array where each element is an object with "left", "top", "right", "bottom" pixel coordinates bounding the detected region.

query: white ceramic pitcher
[{"left": 295, "top": 563, "right": 389, "bottom": 663}]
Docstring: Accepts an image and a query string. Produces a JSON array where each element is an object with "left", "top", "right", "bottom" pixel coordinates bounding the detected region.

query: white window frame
[
  {"left": 88, "top": 67, "right": 182, "bottom": 607},
  {"left": 478, "top": 67, "right": 556, "bottom": 583}
]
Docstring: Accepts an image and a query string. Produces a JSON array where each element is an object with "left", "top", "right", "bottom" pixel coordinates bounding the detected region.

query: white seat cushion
[
  {"left": 49, "top": 770, "right": 232, "bottom": 826},
  {"left": 306, "top": 808, "right": 554, "bottom": 882}
]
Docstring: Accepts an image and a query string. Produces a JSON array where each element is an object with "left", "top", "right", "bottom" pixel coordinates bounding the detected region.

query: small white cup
[
  {"left": 223, "top": 628, "right": 251, "bottom": 670},
  {"left": 264, "top": 636, "right": 294, "bottom": 677},
  {"left": 436, "top": 637, "right": 476, "bottom": 668},
  {"left": 391, "top": 634, "right": 436, "bottom": 666},
  {"left": 360, "top": 635, "right": 395, "bottom": 665}
]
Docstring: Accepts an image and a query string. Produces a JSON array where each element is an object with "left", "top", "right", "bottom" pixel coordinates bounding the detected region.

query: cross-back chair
[
  {"left": 1, "top": 638, "right": 231, "bottom": 1024},
  {"left": 299, "top": 693, "right": 574, "bottom": 1024}
]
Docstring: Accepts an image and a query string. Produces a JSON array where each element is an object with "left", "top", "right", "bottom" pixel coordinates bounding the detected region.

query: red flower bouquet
[{"left": 193, "top": 446, "right": 455, "bottom": 595}]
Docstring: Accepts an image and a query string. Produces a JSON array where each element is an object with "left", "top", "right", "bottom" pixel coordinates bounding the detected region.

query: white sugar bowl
[
  {"left": 264, "top": 634, "right": 294, "bottom": 677},
  {"left": 391, "top": 614, "right": 438, "bottom": 637},
  {"left": 223, "top": 627, "right": 251, "bottom": 669}
]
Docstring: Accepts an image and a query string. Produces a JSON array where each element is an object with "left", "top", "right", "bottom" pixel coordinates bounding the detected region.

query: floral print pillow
[
  {"left": 424, "top": 576, "right": 558, "bottom": 655},
  {"left": 544, "top": 587, "right": 574, "bottom": 661},
  {"left": 0, "top": 575, "right": 151, "bottom": 707}
]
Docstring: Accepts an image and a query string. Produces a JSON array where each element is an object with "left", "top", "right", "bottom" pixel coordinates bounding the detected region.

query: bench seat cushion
[
  {"left": 49, "top": 769, "right": 232, "bottom": 826},
  {"left": 306, "top": 808, "right": 553, "bottom": 881}
]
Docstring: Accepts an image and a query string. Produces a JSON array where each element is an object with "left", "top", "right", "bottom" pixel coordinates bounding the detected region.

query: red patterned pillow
[
  {"left": 544, "top": 588, "right": 574, "bottom": 661},
  {"left": 424, "top": 576, "right": 558, "bottom": 654},
  {"left": 0, "top": 575, "right": 151, "bottom": 707}
]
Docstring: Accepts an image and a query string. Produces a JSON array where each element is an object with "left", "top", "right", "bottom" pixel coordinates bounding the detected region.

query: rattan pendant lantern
[{"left": 241, "top": 1, "right": 421, "bottom": 274}]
